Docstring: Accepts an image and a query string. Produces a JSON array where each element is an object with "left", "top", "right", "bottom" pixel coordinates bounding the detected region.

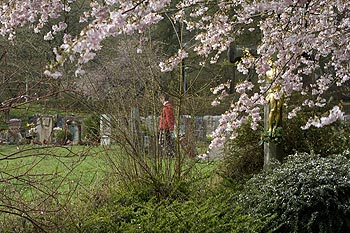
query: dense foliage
[
  {"left": 83, "top": 114, "right": 100, "bottom": 145},
  {"left": 282, "top": 116, "right": 350, "bottom": 157},
  {"left": 238, "top": 153, "right": 350, "bottom": 233},
  {"left": 219, "top": 113, "right": 350, "bottom": 184},
  {"left": 70, "top": 184, "right": 276, "bottom": 233},
  {"left": 220, "top": 122, "right": 264, "bottom": 182}
]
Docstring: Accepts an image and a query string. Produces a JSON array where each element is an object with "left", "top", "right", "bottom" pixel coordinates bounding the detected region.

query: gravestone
[
  {"left": 203, "top": 116, "right": 221, "bottom": 135},
  {"left": 140, "top": 115, "right": 158, "bottom": 155},
  {"left": 69, "top": 121, "right": 81, "bottom": 145},
  {"left": 8, "top": 118, "right": 22, "bottom": 144},
  {"left": 0, "top": 131, "right": 8, "bottom": 144},
  {"left": 100, "top": 114, "right": 111, "bottom": 146},
  {"left": 65, "top": 116, "right": 82, "bottom": 145},
  {"left": 37, "top": 116, "right": 53, "bottom": 144}
]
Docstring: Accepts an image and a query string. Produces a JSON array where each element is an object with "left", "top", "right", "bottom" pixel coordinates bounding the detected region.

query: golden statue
[{"left": 266, "top": 64, "right": 283, "bottom": 137}]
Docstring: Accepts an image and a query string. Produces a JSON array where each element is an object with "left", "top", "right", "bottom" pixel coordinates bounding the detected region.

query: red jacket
[{"left": 159, "top": 101, "right": 175, "bottom": 131}]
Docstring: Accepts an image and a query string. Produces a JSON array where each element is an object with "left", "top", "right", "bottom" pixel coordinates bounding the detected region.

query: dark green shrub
[
  {"left": 282, "top": 117, "right": 350, "bottom": 156},
  {"left": 131, "top": 193, "right": 275, "bottom": 233},
  {"left": 220, "top": 112, "right": 350, "bottom": 184},
  {"left": 55, "top": 129, "right": 73, "bottom": 145},
  {"left": 220, "top": 122, "right": 264, "bottom": 182},
  {"left": 238, "top": 152, "right": 350, "bottom": 233},
  {"left": 77, "top": 188, "right": 276, "bottom": 233},
  {"left": 83, "top": 114, "right": 100, "bottom": 145}
]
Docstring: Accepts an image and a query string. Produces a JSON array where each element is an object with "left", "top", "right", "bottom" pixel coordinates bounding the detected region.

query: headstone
[
  {"left": 140, "top": 116, "right": 158, "bottom": 155},
  {"left": 177, "top": 115, "right": 191, "bottom": 137},
  {"left": 37, "top": 116, "right": 53, "bottom": 144},
  {"left": 65, "top": 116, "right": 82, "bottom": 145},
  {"left": 8, "top": 118, "right": 22, "bottom": 144},
  {"left": 101, "top": 135, "right": 110, "bottom": 146},
  {"left": 56, "top": 115, "right": 63, "bottom": 128},
  {"left": 100, "top": 114, "right": 111, "bottom": 146},
  {"left": 131, "top": 108, "right": 141, "bottom": 149},
  {"left": 0, "top": 131, "right": 8, "bottom": 144},
  {"left": 203, "top": 115, "right": 221, "bottom": 136}
]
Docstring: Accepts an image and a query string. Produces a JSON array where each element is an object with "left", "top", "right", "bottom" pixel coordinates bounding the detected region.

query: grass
[
  {"left": 0, "top": 143, "right": 218, "bottom": 183},
  {"left": 0, "top": 144, "right": 111, "bottom": 230},
  {"left": 0, "top": 145, "right": 110, "bottom": 198},
  {"left": 0, "top": 143, "right": 220, "bottom": 203},
  {"left": 0, "top": 143, "right": 223, "bottom": 231}
]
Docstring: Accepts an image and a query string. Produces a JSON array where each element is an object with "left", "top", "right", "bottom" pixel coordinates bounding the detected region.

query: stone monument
[{"left": 37, "top": 115, "right": 53, "bottom": 144}]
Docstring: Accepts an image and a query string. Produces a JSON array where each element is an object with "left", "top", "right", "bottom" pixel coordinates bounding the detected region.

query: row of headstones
[
  {"left": 100, "top": 114, "right": 222, "bottom": 146},
  {"left": 0, "top": 115, "right": 82, "bottom": 145},
  {"left": 0, "top": 113, "right": 222, "bottom": 145}
]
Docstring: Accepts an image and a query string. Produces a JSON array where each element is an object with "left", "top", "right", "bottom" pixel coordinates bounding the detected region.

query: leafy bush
[
  {"left": 75, "top": 188, "right": 276, "bottom": 233},
  {"left": 238, "top": 152, "right": 350, "bottom": 233},
  {"left": 220, "top": 112, "right": 350, "bottom": 184},
  {"left": 83, "top": 114, "right": 100, "bottom": 145},
  {"left": 282, "top": 118, "right": 350, "bottom": 156},
  {"left": 220, "top": 122, "right": 264, "bottom": 183},
  {"left": 280, "top": 97, "right": 350, "bottom": 156},
  {"left": 55, "top": 129, "right": 73, "bottom": 145}
]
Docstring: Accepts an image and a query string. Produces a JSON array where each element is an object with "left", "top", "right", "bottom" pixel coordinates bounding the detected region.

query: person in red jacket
[{"left": 159, "top": 94, "right": 175, "bottom": 156}]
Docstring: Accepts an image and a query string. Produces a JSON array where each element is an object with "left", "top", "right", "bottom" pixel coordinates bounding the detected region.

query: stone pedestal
[{"left": 264, "top": 104, "right": 283, "bottom": 167}]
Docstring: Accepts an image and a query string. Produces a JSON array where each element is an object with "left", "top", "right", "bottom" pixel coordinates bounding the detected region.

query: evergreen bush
[
  {"left": 282, "top": 118, "right": 350, "bottom": 156},
  {"left": 77, "top": 189, "right": 276, "bottom": 233},
  {"left": 83, "top": 114, "right": 100, "bottom": 145},
  {"left": 220, "top": 115, "right": 350, "bottom": 184},
  {"left": 55, "top": 129, "right": 73, "bottom": 145},
  {"left": 238, "top": 152, "right": 350, "bottom": 232},
  {"left": 220, "top": 122, "right": 264, "bottom": 183}
]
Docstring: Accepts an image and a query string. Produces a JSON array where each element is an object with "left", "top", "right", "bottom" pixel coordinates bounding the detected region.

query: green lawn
[
  {"left": 0, "top": 144, "right": 218, "bottom": 199},
  {"left": 0, "top": 145, "right": 111, "bottom": 199}
]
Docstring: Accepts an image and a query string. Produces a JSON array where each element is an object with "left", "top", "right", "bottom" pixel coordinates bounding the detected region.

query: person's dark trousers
[{"left": 159, "top": 129, "right": 175, "bottom": 157}]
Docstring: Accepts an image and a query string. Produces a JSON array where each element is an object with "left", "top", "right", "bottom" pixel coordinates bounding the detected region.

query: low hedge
[{"left": 238, "top": 152, "right": 350, "bottom": 233}]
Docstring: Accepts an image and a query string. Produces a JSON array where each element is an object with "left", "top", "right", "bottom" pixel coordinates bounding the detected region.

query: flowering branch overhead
[{"left": 1, "top": 0, "right": 350, "bottom": 150}]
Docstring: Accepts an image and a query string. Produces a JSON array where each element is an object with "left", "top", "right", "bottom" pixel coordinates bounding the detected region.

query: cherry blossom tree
[{"left": 1, "top": 0, "right": 349, "bottom": 150}]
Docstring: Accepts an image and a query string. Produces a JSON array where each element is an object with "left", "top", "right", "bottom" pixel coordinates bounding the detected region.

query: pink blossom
[
  {"left": 235, "top": 81, "right": 254, "bottom": 94},
  {"left": 211, "top": 99, "right": 220, "bottom": 106},
  {"left": 159, "top": 49, "right": 188, "bottom": 72},
  {"left": 43, "top": 70, "right": 62, "bottom": 79},
  {"left": 44, "top": 31, "right": 53, "bottom": 40},
  {"left": 2, "top": 0, "right": 350, "bottom": 154},
  {"left": 302, "top": 106, "right": 344, "bottom": 129}
]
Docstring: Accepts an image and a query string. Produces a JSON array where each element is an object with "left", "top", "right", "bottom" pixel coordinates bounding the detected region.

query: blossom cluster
[
  {"left": 209, "top": 81, "right": 230, "bottom": 106},
  {"left": 159, "top": 49, "right": 188, "bottom": 72},
  {"left": 301, "top": 106, "right": 344, "bottom": 130},
  {"left": 1, "top": 0, "right": 350, "bottom": 154}
]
